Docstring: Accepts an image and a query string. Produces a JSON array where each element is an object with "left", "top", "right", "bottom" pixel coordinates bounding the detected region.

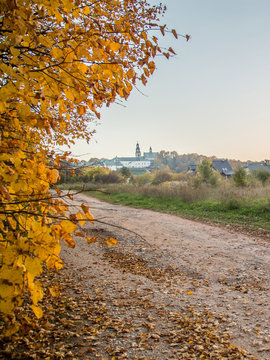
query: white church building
[{"left": 103, "top": 143, "right": 156, "bottom": 171}]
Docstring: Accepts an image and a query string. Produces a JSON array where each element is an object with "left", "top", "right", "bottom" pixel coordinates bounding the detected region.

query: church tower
[{"left": 135, "top": 142, "right": 141, "bottom": 157}]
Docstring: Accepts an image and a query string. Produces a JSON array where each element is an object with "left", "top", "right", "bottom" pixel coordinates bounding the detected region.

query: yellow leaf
[
  {"left": 0, "top": 298, "right": 16, "bottom": 314},
  {"left": 65, "top": 88, "right": 75, "bottom": 101},
  {"left": 48, "top": 169, "right": 59, "bottom": 183},
  {"left": 187, "top": 291, "right": 193, "bottom": 295},
  {"left": 39, "top": 35, "right": 53, "bottom": 48},
  {"left": 25, "top": 257, "right": 42, "bottom": 278},
  {"left": 78, "top": 62, "right": 88, "bottom": 73},
  {"left": 50, "top": 47, "right": 63, "bottom": 59},
  {"left": 127, "top": 68, "right": 135, "bottom": 79},
  {"left": 0, "top": 284, "right": 14, "bottom": 299},
  {"left": 25, "top": 257, "right": 42, "bottom": 286},
  {"left": 77, "top": 106, "right": 86, "bottom": 115},
  {"left": 30, "top": 281, "right": 44, "bottom": 305},
  {"left": 83, "top": 6, "right": 90, "bottom": 15},
  {"left": 0, "top": 265, "right": 24, "bottom": 285},
  {"left": 3, "top": 246, "right": 18, "bottom": 265},
  {"left": 77, "top": 211, "right": 86, "bottom": 226},
  {"left": 32, "top": 305, "right": 43, "bottom": 319},
  {"left": 8, "top": 217, "right": 17, "bottom": 230},
  {"left": 110, "top": 42, "right": 121, "bottom": 52},
  {"left": 10, "top": 47, "right": 20, "bottom": 57},
  {"left": 2, "top": 322, "right": 20, "bottom": 336},
  {"left": 60, "top": 220, "right": 78, "bottom": 234},
  {"left": 106, "top": 238, "right": 117, "bottom": 246}
]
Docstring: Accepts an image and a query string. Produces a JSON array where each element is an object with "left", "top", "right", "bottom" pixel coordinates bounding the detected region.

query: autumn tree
[{"left": 0, "top": 0, "right": 188, "bottom": 334}]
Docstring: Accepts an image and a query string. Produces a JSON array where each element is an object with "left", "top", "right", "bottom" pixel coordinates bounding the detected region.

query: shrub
[
  {"left": 197, "top": 159, "right": 212, "bottom": 182},
  {"left": 197, "top": 159, "right": 218, "bottom": 185},
  {"left": 152, "top": 169, "right": 173, "bottom": 185},
  {"left": 209, "top": 174, "right": 218, "bottom": 186},
  {"left": 255, "top": 169, "right": 270, "bottom": 186},
  {"left": 135, "top": 173, "right": 154, "bottom": 186},
  {"left": 95, "top": 171, "right": 123, "bottom": 184},
  {"left": 233, "top": 167, "right": 247, "bottom": 187},
  {"left": 84, "top": 166, "right": 109, "bottom": 182}
]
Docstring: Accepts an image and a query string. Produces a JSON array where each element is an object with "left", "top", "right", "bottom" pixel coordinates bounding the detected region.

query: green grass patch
[{"left": 89, "top": 191, "right": 270, "bottom": 232}]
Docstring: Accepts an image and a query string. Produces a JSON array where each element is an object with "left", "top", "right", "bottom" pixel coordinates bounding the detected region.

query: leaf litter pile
[{"left": 0, "top": 230, "right": 258, "bottom": 360}]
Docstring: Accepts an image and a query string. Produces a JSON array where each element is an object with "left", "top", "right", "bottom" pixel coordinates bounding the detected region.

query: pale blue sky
[{"left": 68, "top": 0, "right": 270, "bottom": 161}]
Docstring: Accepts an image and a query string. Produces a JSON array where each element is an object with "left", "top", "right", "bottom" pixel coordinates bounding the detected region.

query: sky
[{"left": 66, "top": 0, "right": 270, "bottom": 161}]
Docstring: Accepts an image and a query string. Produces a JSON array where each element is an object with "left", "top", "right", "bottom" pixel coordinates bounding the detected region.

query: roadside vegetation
[{"left": 60, "top": 165, "right": 270, "bottom": 233}]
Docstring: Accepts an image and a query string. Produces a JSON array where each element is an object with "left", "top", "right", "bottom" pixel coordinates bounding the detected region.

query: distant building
[
  {"left": 143, "top": 147, "right": 156, "bottom": 161},
  {"left": 187, "top": 159, "right": 234, "bottom": 177},
  {"left": 212, "top": 159, "right": 234, "bottom": 177},
  {"left": 243, "top": 160, "right": 270, "bottom": 173},
  {"left": 103, "top": 143, "right": 157, "bottom": 171},
  {"left": 187, "top": 163, "right": 197, "bottom": 174},
  {"left": 135, "top": 142, "right": 141, "bottom": 157}
]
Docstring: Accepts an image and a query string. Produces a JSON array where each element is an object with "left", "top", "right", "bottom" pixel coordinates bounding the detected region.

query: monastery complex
[{"left": 103, "top": 143, "right": 157, "bottom": 171}]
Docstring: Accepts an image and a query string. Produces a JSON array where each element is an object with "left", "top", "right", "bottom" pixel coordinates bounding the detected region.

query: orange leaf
[
  {"left": 54, "top": 186, "right": 62, "bottom": 196},
  {"left": 172, "top": 29, "right": 178, "bottom": 39},
  {"left": 81, "top": 203, "right": 90, "bottom": 214},
  {"left": 85, "top": 211, "right": 94, "bottom": 223},
  {"left": 62, "top": 235, "right": 76, "bottom": 248},
  {"left": 74, "top": 231, "right": 84, "bottom": 237},
  {"left": 163, "top": 52, "right": 170, "bottom": 59},
  {"left": 69, "top": 213, "right": 77, "bottom": 222},
  {"left": 160, "top": 25, "right": 166, "bottom": 36}
]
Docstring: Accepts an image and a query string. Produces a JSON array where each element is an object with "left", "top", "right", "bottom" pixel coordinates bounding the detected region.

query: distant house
[
  {"left": 187, "top": 159, "right": 234, "bottom": 177},
  {"left": 103, "top": 143, "right": 157, "bottom": 171},
  {"left": 243, "top": 160, "right": 270, "bottom": 173},
  {"left": 187, "top": 163, "right": 197, "bottom": 174},
  {"left": 212, "top": 159, "right": 234, "bottom": 177}
]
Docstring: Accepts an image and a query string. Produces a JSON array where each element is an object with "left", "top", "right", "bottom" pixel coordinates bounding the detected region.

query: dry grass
[
  {"left": 104, "top": 182, "right": 270, "bottom": 204},
  {"left": 60, "top": 180, "right": 270, "bottom": 205}
]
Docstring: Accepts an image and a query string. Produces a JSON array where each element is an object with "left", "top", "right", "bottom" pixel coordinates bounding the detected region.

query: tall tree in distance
[{"left": 0, "top": 0, "right": 188, "bottom": 333}]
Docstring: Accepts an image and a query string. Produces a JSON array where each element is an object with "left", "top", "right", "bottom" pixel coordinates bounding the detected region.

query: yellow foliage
[{"left": 0, "top": 0, "right": 175, "bottom": 331}]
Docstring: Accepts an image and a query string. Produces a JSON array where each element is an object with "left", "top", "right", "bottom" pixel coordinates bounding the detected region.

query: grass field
[{"left": 87, "top": 188, "right": 270, "bottom": 232}]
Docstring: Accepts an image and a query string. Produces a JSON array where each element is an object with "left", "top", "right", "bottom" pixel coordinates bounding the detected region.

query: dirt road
[{"left": 61, "top": 193, "right": 270, "bottom": 359}]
